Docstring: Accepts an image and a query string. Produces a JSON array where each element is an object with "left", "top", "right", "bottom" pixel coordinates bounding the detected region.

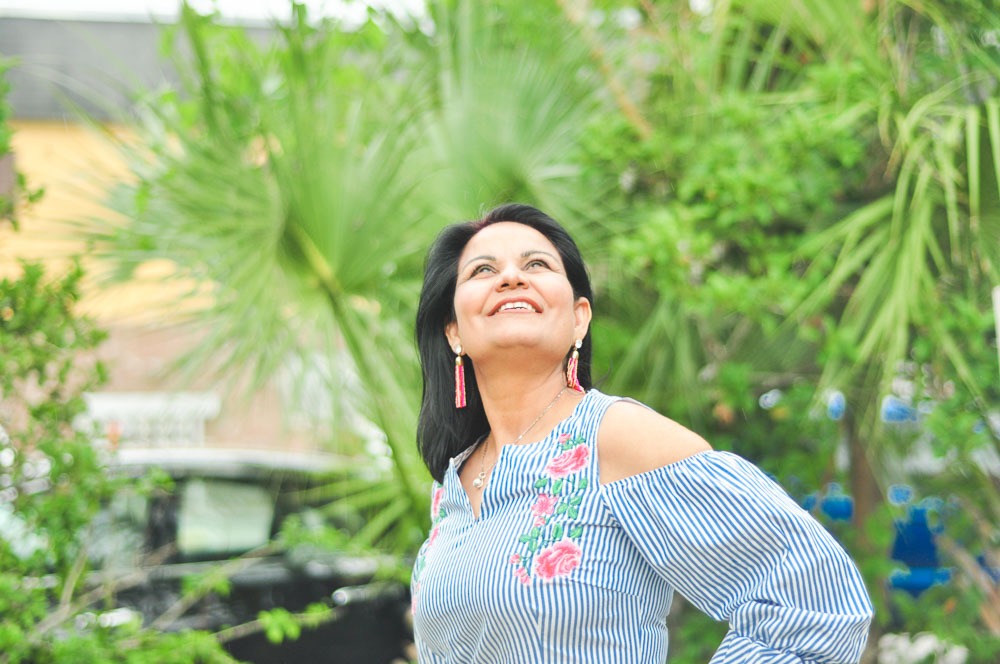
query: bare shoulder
[{"left": 597, "top": 399, "right": 712, "bottom": 485}]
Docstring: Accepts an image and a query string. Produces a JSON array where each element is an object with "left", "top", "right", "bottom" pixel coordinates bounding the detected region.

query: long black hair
[{"left": 415, "top": 203, "right": 594, "bottom": 482}]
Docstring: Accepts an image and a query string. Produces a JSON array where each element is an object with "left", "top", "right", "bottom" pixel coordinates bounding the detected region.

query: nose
[{"left": 496, "top": 262, "right": 526, "bottom": 290}]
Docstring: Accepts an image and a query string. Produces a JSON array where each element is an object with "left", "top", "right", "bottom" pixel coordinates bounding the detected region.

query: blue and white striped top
[{"left": 411, "top": 390, "right": 873, "bottom": 663}]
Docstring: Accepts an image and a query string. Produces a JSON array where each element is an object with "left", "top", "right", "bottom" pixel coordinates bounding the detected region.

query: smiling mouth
[{"left": 495, "top": 301, "right": 538, "bottom": 314}]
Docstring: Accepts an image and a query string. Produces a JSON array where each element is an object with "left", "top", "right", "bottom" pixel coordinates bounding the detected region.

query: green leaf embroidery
[{"left": 511, "top": 436, "right": 592, "bottom": 582}]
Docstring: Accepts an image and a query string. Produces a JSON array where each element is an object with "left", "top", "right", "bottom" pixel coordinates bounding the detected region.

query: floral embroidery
[
  {"left": 534, "top": 540, "right": 582, "bottom": 581},
  {"left": 431, "top": 486, "right": 445, "bottom": 520},
  {"left": 412, "top": 482, "right": 447, "bottom": 614},
  {"left": 531, "top": 493, "right": 558, "bottom": 526},
  {"left": 509, "top": 433, "right": 589, "bottom": 585},
  {"left": 546, "top": 444, "right": 589, "bottom": 478}
]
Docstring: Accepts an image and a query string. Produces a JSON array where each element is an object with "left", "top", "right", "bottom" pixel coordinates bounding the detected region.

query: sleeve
[{"left": 600, "top": 451, "right": 874, "bottom": 664}]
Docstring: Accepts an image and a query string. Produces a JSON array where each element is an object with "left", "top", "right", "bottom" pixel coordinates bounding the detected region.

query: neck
[{"left": 474, "top": 366, "right": 581, "bottom": 449}]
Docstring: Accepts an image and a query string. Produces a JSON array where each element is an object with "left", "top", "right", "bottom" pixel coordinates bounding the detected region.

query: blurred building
[{"left": 0, "top": 12, "right": 333, "bottom": 455}]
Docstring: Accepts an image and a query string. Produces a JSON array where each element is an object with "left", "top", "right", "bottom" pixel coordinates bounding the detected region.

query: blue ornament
[
  {"left": 820, "top": 483, "right": 853, "bottom": 521},
  {"left": 888, "top": 484, "right": 913, "bottom": 506},
  {"left": 881, "top": 395, "right": 917, "bottom": 423},
  {"left": 826, "top": 390, "right": 845, "bottom": 421},
  {"left": 758, "top": 389, "right": 782, "bottom": 410}
]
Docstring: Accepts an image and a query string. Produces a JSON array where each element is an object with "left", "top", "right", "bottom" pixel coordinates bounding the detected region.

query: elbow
[{"left": 819, "top": 604, "right": 875, "bottom": 664}]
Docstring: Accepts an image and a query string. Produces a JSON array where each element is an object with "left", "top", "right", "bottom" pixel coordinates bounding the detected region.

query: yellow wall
[
  {"left": 1, "top": 119, "right": 128, "bottom": 265},
  {"left": 1, "top": 119, "right": 324, "bottom": 453},
  {"left": 1, "top": 119, "right": 206, "bottom": 324}
]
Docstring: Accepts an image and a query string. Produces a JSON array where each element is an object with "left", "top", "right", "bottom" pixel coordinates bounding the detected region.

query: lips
[{"left": 490, "top": 298, "right": 541, "bottom": 315}]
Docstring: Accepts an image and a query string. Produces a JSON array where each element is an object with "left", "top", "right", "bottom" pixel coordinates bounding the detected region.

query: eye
[
  {"left": 470, "top": 263, "right": 495, "bottom": 276},
  {"left": 525, "top": 259, "right": 550, "bottom": 270}
]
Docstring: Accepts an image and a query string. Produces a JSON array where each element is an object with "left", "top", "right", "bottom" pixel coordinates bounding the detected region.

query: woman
[{"left": 411, "top": 203, "right": 873, "bottom": 663}]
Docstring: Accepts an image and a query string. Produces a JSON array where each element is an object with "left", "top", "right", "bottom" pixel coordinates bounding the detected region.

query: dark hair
[{"left": 415, "top": 203, "right": 594, "bottom": 482}]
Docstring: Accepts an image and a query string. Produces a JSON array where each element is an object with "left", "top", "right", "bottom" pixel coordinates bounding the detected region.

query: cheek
[{"left": 451, "top": 286, "right": 480, "bottom": 325}]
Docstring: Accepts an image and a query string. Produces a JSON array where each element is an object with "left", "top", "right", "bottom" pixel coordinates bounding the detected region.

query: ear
[
  {"left": 444, "top": 320, "right": 461, "bottom": 353},
  {"left": 573, "top": 297, "right": 592, "bottom": 342}
]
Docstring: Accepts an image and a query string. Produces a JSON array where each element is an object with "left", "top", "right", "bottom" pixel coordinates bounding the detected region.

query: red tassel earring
[
  {"left": 566, "top": 339, "right": 584, "bottom": 393},
  {"left": 454, "top": 345, "right": 467, "bottom": 408}
]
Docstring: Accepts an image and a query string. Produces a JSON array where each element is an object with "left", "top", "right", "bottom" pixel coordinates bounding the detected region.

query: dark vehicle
[{"left": 87, "top": 447, "right": 411, "bottom": 664}]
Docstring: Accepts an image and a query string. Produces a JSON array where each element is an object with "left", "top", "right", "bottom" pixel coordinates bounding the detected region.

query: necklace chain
[{"left": 473, "top": 388, "right": 566, "bottom": 490}]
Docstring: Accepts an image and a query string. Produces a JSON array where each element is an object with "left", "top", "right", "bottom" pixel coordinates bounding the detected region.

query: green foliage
[
  {"left": 0, "top": 56, "right": 14, "bottom": 225},
  {"left": 251, "top": 603, "right": 337, "bottom": 647},
  {"left": 892, "top": 585, "right": 1000, "bottom": 663},
  {"left": 576, "top": 0, "right": 1000, "bottom": 657},
  {"left": 84, "top": 0, "right": 611, "bottom": 559},
  {"left": 893, "top": 334, "right": 1000, "bottom": 655},
  {"left": 0, "top": 262, "right": 240, "bottom": 662},
  {"left": 88, "top": 0, "right": 435, "bottom": 554},
  {"left": 258, "top": 608, "right": 301, "bottom": 644},
  {"left": 0, "top": 263, "right": 110, "bottom": 572},
  {"left": 66, "top": 0, "right": 1000, "bottom": 658},
  {"left": 0, "top": 57, "right": 44, "bottom": 228},
  {"left": 664, "top": 598, "right": 728, "bottom": 664},
  {"left": 0, "top": 82, "right": 242, "bottom": 658}
]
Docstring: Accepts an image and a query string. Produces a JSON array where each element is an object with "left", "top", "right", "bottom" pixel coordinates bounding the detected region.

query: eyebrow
[{"left": 460, "top": 250, "right": 560, "bottom": 272}]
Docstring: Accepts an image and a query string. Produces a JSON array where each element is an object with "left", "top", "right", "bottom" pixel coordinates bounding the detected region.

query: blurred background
[{"left": 1, "top": 1, "right": 998, "bottom": 662}]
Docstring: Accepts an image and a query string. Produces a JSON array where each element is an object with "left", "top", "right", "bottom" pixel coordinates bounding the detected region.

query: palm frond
[
  {"left": 420, "top": 0, "right": 604, "bottom": 231},
  {"left": 78, "top": 3, "right": 435, "bottom": 553}
]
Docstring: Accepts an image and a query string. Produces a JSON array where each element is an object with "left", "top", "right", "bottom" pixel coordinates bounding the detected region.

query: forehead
[{"left": 459, "top": 222, "right": 561, "bottom": 262}]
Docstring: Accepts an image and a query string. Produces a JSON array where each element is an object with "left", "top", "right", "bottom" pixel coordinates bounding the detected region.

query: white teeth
[{"left": 499, "top": 302, "right": 536, "bottom": 312}]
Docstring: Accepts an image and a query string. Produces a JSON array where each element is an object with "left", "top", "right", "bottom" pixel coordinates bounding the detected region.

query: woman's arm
[{"left": 599, "top": 404, "right": 874, "bottom": 663}]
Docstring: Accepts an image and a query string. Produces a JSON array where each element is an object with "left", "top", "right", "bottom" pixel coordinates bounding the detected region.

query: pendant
[{"left": 472, "top": 473, "right": 485, "bottom": 489}]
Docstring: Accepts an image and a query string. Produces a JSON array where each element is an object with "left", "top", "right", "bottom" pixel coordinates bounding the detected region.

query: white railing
[{"left": 78, "top": 392, "right": 221, "bottom": 449}]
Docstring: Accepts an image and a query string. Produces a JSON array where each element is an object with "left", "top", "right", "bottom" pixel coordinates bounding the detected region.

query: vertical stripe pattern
[{"left": 411, "top": 390, "right": 873, "bottom": 663}]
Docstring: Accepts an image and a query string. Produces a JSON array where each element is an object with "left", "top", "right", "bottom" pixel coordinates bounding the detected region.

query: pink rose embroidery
[
  {"left": 431, "top": 487, "right": 444, "bottom": 520},
  {"left": 428, "top": 526, "right": 439, "bottom": 547},
  {"left": 514, "top": 566, "right": 531, "bottom": 585},
  {"left": 531, "top": 494, "right": 558, "bottom": 519},
  {"left": 508, "top": 435, "right": 589, "bottom": 586},
  {"left": 546, "top": 445, "right": 589, "bottom": 479},
  {"left": 533, "top": 540, "right": 582, "bottom": 581}
]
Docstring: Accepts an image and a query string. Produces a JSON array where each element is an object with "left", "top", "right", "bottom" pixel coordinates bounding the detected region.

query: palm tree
[
  {"left": 81, "top": 0, "right": 610, "bottom": 555},
  {"left": 84, "top": 2, "right": 434, "bottom": 553}
]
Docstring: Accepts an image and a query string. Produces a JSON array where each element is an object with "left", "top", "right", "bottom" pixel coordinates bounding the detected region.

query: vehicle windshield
[
  {"left": 177, "top": 478, "right": 274, "bottom": 557},
  {"left": 87, "top": 476, "right": 277, "bottom": 567}
]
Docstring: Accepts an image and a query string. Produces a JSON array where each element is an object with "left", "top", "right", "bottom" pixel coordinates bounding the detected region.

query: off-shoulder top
[{"left": 411, "top": 389, "right": 873, "bottom": 663}]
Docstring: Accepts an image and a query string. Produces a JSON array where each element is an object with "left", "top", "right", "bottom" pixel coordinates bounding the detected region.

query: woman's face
[{"left": 445, "top": 222, "right": 591, "bottom": 361}]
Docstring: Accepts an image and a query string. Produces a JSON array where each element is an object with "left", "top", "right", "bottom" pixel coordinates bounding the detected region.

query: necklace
[{"left": 473, "top": 388, "right": 566, "bottom": 490}]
